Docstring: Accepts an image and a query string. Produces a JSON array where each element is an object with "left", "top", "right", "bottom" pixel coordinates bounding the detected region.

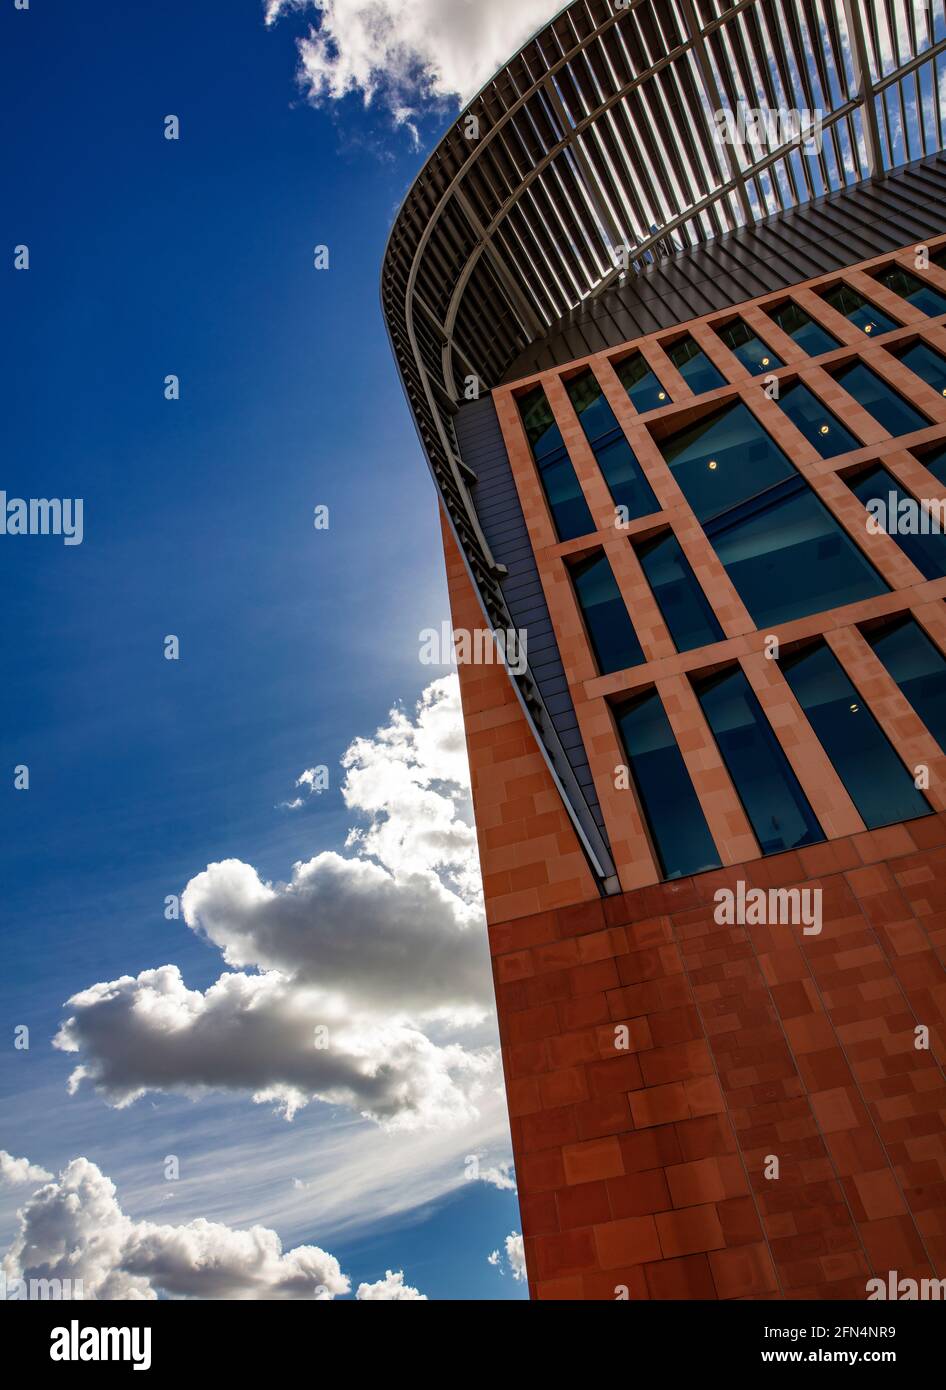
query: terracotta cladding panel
[
  {"left": 488, "top": 823, "right": 946, "bottom": 1300},
  {"left": 440, "top": 513, "right": 598, "bottom": 925}
]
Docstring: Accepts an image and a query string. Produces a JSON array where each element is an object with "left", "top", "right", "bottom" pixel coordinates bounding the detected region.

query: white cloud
[
  {"left": 53, "top": 678, "right": 497, "bottom": 1131},
  {"left": 489, "top": 1231, "right": 526, "bottom": 1283},
  {"left": 476, "top": 1160, "right": 516, "bottom": 1193},
  {"left": 264, "top": 0, "right": 562, "bottom": 113},
  {"left": 506, "top": 1231, "right": 526, "bottom": 1282},
  {"left": 55, "top": 965, "right": 494, "bottom": 1128},
  {"left": 180, "top": 851, "right": 488, "bottom": 1014},
  {"left": 355, "top": 1269, "right": 427, "bottom": 1300},
  {"left": 281, "top": 765, "right": 330, "bottom": 809},
  {"left": 0, "top": 1151, "right": 52, "bottom": 1187},
  {"left": 342, "top": 675, "right": 481, "bottom": 902},
  {"left": 2, "top": 1157, "right": 349, "bottom": 1301}
]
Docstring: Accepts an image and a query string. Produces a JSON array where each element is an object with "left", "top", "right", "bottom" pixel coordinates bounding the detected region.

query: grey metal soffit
[{"left": 380, "top": 0, "right": 946, "bottom": 894}]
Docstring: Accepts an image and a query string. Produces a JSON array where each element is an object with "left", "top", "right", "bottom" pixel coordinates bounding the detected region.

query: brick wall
[{"left": 490, "top": 822, "right": 946, "bottom": 1301}]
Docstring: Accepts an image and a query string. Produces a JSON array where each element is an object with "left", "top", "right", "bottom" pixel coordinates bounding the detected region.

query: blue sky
[{"left": 0, "top": 0, "right": 553, "bottom": 1300}]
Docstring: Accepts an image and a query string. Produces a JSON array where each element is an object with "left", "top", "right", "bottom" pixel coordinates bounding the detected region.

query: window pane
[
  {"left": 572, "top": 552, "right": 644, "bottom": 675},
  {"left": 697, "top": 667, "right": 824, "bottom": 855},
  {"left": 566, "top": 369, "right": 658, "bottom": 521},
  {"left": 519, "top": 385, "right": 563, "bottom": 460},
  {"left": 821, "top": 283, "right": 899, "bottom": 336},
  {"left": 518, "top": 387, "right": 594, "bottom": 542},
  {"left": 541, "top": 456, "right": 596, "bottom": 542},
  {"left": 715, "top": 318, "right": 783, "bottom": 374},
  {"left": 874, "top": 265, "right": 946, "bottom": 318},
  {"left": 566, "top": 368, "right": 615, "bottom": 447},
  {"left": 782, "top": 643, "right": 931, "bottom": 828},
  {"left": 637, "top": 531, "right": 724, "bottom": 652},
  {"left": 616, "top": 691, "right": 721, "bottom": 879},
  {"left": 895, "top": 340, "right": 946, "bottom": 397},
  {"left": 661, "top": 399, "right": 888, "bottom": 626},
  {"left": 833, "top": 361, "right": 928, "bottom": 437},
  {"left": 665, "top": 335, "right": 727, "bottom": 394},
  {"left": 847, "top": 463, "right": 946, "bottom": 581},
  {"left": 660, "top": 400, "right": 795, "bottom": 523},
  {"left": 866, "top": 617, "right": 946, "bottom": 751},
  {"left": 775, "top": 381, "right": 860, "bottom": 458},
  {"left": 615, "top": 351, "right": 672, "bottom": 412},
  {"left": 710, "top": 485, "right": 888, "bottom": 627},
  {"left": 768, "top": 300, "right": 840, "bottom": 356}
]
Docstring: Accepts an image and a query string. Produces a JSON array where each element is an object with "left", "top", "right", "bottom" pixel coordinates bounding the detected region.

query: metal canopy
[{"left": 380, "top": 0, "right": 946, "bottom": 893}]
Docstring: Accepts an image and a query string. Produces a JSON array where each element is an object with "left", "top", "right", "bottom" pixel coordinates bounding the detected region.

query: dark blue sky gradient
[{"left": 1, "top": 0, "right": 524, "bottom": 1300}]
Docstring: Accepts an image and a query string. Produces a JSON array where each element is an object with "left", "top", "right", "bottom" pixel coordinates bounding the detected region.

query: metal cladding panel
[
  {"left": 504, "top": 154, "right": 946, "bottom": 379},
  {"left": 453, "top": 397, "right": 609, "bottom": 847}
]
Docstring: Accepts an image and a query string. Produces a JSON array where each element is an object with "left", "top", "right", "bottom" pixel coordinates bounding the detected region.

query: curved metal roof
[{"left": 380, "top": 0, "right": 946, "bottom": 891}]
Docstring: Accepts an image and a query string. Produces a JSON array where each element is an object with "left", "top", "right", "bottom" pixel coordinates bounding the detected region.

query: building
[{"left": 381, "top": 0, "right": 946, "bottom": 1300}]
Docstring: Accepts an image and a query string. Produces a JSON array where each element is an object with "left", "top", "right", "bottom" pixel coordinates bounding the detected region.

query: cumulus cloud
[
  {"left": 476, "top": 1160, "right": 516, "bottom": 1194},
  {"left": 180, "top": 852, "right": 488, "bottom": 1013},
  {"left": 0, "top": 1151, "right": 52, "bottom": 1187},
  {"left": 342, "top": 675, "right": 481, "bottom": 901},
  {"left": 264, "top": 0, "right": 561, "bottom": 115},
  {"left": 489, "top": 1231, "right": 526, "bottom": 1282},
  {"left": 55, "top": 965, "right": 493, "bottom": 1127},
  {"left": 2, "top": 1157, "right": 349, "bottom": 1301},
  {"left": 54, "top": 678, "right": 497, "bottom": 1131},
  {"left": 355, "top": 1269, "right": 427, "bottom": 1300},
  {"left": 506, "top": 1231, "right": 526, "bottom": 1282}
]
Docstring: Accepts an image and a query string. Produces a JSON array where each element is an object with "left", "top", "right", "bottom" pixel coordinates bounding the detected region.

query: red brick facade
[{"left": 487, "top": 826, "right": 946, "bottom": 1301}]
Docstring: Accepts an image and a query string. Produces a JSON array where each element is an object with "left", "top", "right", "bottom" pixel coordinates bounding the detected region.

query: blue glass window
[
  {"left": 847, "top": 463, "right": 946, "bottom": 581},
  {"left": 709, "top": 486, "right": 888, "bottom": 627},
  {"left": 615, "top": 351, "right": 672, "bottom": 412},
  {"left": 519, "top": 386, "right": 594, "bottom": 542},
  {"left": 775, "top": 381, "right": 860, "bottom": 458},
  {"left": 572, "top": 552, "right": 644, "bottom": 675},
  {"left": 873, "top": 265, "right": 946, "bottom": 318},
  {"left": 566, "top": 369, "right": 658, "bottom": 522},
  {"left": 833, "top": 361, "right": 928, "bottom": 436},
  {"left": 782, "top": 643, "right": 931, "bottom": 828},
  {"left": 660, "top": 400, "right": 795, "bottom": 524},
  {"left": 660, "top": 401, "right": 888, "bottom": 626},
  {"left": 866, "top": 617, "right": 946, "bottom": 751},
  {"left": 894, "top": 340, "right": 946, "bottom": 397},
  {"left": 637, "top": 531, "right": 724, "bottom": 652},
  {"left": 715, "top": 318, "right": 783, "bottom": 375},
  {"left": 615, "top": 691, "right": 721, "bottom": 879},
  {"left": 696, "top": 667, "right": 824, "bottom": 855},
  {"left": 820, "top": 283, "right": 899, "bottom": 336},
  {"left": 767, "top": 300, "right": 840, "bottom": 356},
  {"left": 665, "top": 335, "right": 727, "bottom": 394}
]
